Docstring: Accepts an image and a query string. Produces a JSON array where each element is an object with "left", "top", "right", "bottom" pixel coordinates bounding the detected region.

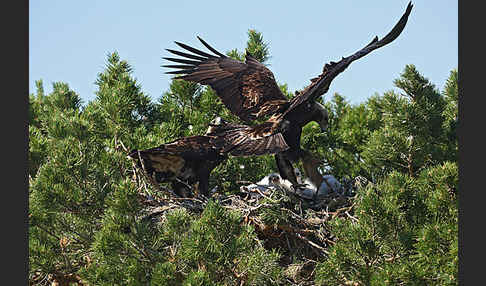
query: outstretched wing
[
  {"left": 163, "top": 37, "right": 289, "bottom": 122},
  {"left": 211, "top": 123, "right": 290, "bottom": 156},
  {"left": 282, "top": 2, "right": 413, "bottom": 117},
  {"left": 206, "top": 117, "right": 289, "bottom": 156}
]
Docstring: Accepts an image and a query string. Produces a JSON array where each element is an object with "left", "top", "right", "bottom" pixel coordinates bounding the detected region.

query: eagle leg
[
  {"left": 275, "top": 153, "right": 301, "bottom": 190},
  {"left": 172, "top": 180, "right": 192, "bottom": 198},
  {"left": 197, "top": 172, "right": 210, "bottom": 197}
]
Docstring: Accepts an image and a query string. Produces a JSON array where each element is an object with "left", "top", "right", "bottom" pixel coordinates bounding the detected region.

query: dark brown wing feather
[
  {"left": 282, "top": 2, "right": 413, "bottom": 118},
  {"left": 209, "top": 119, "right": 289, "bottom": 156},
  {"left": 163, "top": 36, "right": 289, "bottom": 122},
  {"left": 139, "top": 136, "right": 219, "bottom": 160}
]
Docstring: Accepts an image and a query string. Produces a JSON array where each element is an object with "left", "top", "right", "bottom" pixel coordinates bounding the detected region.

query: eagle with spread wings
[{"left": 162, "top": 2, "right": 413, "bottom": 190}]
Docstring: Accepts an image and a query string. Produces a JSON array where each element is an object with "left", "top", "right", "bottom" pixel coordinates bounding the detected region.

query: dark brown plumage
[
  {"left": 129, "top": 133, "right": 226, "bottom": 197},
  {"left": 163, "top": 3, "right": 413, "bottom": 189}
]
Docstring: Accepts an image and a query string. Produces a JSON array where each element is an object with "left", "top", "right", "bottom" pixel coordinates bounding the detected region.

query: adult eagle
[
  {"left": 162, "top": 3, "right": 413, "bottom": 189},
  {"left": 128, "top": 117, "right": 236, "bottom": 197}
]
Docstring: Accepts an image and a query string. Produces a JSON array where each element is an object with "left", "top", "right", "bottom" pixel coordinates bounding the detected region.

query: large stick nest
[{"left": 132, "top": 162, "right": 370, "bottom": 285}]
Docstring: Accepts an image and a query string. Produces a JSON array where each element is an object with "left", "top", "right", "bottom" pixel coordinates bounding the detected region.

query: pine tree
[
  {"left": 361, "top": 65, "right": 449, "bottom": 179},
  {"left": 29, "top": 52, "right": 162, "bottom": 284},
  {"left": 29, "top": 29, "right": 458, "bottom": 285},
  {"left": 314, "top": 66, "right": 458, "bottom": 285},
  {"left": 442, "top": 69, "right": 458, "bottom": 161}
]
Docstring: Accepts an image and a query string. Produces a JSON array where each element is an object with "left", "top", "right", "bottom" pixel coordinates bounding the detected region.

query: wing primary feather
[
  {"left": 166, "top": 49, "right": 207, "bottom": 61},
  {"left": 174, "top": 41, "right": 217, "bottom": 58},
  {"left": 166, "top": 70, "right": 195, "bottom": 75},
  {"left": 176, "top": 71, "right": 222, "bottom": 81},
  {"left": 365, "top": 36, "right": 379, "bottom": 48},
  {"left": 197, "top": 36, "right": 227, "bottom": 58},
  {"left": 165, "top": 34, "right": 288, "bottom": 122},
  {"left": 163, "top": 57, "right": 201, "bottom": 65},
  {"left": 175, "top": 73, "right": 220, "bottom": 81},
  {"left": 378, "top": 1, "right": 413, "bottom": 46}
]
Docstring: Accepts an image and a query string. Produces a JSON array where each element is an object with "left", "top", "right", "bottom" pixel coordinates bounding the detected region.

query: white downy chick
[{"left": 241, "top": 173, "right": 282, "bottom": 197}]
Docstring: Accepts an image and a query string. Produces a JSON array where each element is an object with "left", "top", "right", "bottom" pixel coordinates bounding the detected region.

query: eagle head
[
  {"left": 268, "top": 173, "right": 281, "bottom": 185},
  {"left": 294, "top": 167, "right": 303, "bottom": 184},
  {"left": 210, "top": 116, "right": 224, "bottom": 126},
  {"left": 205, "top": 116, "right": 228, "bottom": 135}
]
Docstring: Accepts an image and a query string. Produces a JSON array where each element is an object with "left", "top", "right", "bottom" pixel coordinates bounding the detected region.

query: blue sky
[{"left": 30, "top": 1, "right": 457, "bottom": 105}]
